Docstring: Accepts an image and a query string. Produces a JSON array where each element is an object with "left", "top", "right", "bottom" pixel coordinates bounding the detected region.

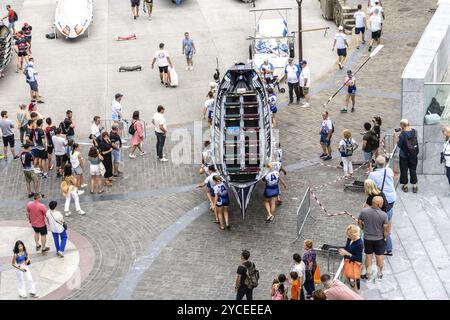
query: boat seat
[
  {"left": 243, "top": 127, "right": 260, "bottom": 131},
  {"left": 224, "top": 102, "right": 240, "bottom": 106},
  {"left": 224, "top": 114, "right": 241, "bottom": 119}
]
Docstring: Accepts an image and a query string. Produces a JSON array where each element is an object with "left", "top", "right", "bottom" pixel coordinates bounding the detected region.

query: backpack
[
  {"left": 405, "top": 129, "right": 419, "bottom": 156},
  {"left": 128, "top": 121, "right": 136, "bottom": 135},
  {"left": 272, "top": 289, "right": 284, "bottom": 301},
  {"left": 13, "top": 11, "right": 18, "bottom": 22},
  {"left": 243, "top": 263, "right": 259, "bottom": 289},
  {"left": 59, "top": 121, "right": 68, "bottom": 135},
  {"left": 343, "top": 139, "right": 353, "bottom": 157},
  {"left": 366, "top": 131, "right": 379, "bottom": 152}
]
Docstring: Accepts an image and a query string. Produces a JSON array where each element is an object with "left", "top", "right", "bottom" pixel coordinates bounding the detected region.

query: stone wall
[{"left": 401, "top": 2, "right": 450, "bottom": 174}]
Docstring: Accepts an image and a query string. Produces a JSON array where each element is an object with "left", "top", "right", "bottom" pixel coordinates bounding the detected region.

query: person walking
[
  {"left": 299, "top": 60, "right": 311, "bottom": 108},
  {"left": 16, "top": 104, "right": 29, "bottom": 146},
  {"left": 320, "top": 274, "right": 363, "bottom": 300},
  {"left": 88, "top": 146, "right": 104, "bottom": 194},
  {"left": 0, "top": 110, "right": 19, "bottom": 159},
  {"left": 396, "top": 119, "right": 419, "bottom": 193},
  {"left": 338, "top": 129, "right": 358, "bottom": 178},
  {"left": 2, "top": 5, "right": 18, "bottom": 33},
  {"left": 362, "top": 122, "right": 378, "bottom": 172},
  {"left": 26, "top": 193, "right": 50, "bottom": 253},
  {"left": 111, "top": 93, "right": 125, "bottom": 142},
  {"left": 129, "top": 111, "right": 146, "bottom": 159},
  {"left": 143, "top": 0, "right": 153, "bottom": 20},
  {"left": 153, "top": 106, "right": 168, "bottom": 162},
  {"left": 98, "top": 132, "right": 114, "bottom": 186},
  {"left": 340, "top": 70, "right": 357, "bottom": 113},
  {"left": 319, "top": 111, "right": 333, "bottom": 161},
  {"left": 263, "top": 162, "right": 287, "bottom": 222},
  {"left": 332, "top": 26, "right": 349, "bottom": 69},
  {"left": 151, "top": 43, "right": 173, "bottom": 87},
  {"left": 442, "top": 125, "right": 450, "bottom": 196},
  {"left": 11, "top": 240, "right": 38, "bottom": 298},
  {"left": 284, "top": 58, "right": 301, "bottom": 105},
  {"left": 368, "top": 156, "right": 396, "bottom": 256},
  {"left": 110, "top": 124, "right": 122, "bottom": 177},
  {"left": 368, "top": 9, "right": 382, "bottom": 52},
  {"left": 70, "top": 143, "right": 87, "bottom": 192},
  {"left": 212, "top": 175, "right": 230, "bottom": 230},
  {"left": 61, "top": 164, "right": 86, "bottom": 216},
  {"left": 338, "top": 224, "right": 363, "bottom": 292},
  {"left": 20, "top": 144, "right": 41, "bottom": 198},
  {"left": 291, "top": 253, "right": 306, "bottom": 300},
  {"left": 25, "top": 62, "right": 43, "bottom": 103},
  {"left": 182, "top": 32, "right": 196, "bottom": 70},
  {"left": 46, "top": 201, "right": 67, "bottom": 258},
  {"left": 52, "top": 128, "right": 67, "bottom": 178},
  {"left": 354, "top": 4, "right": 367, "bottom": 49},
  {"left": 130, "top": 0, "right": 140, "bottom": 19},
  {"left": 235, "top": 250, "right": 257, "bottom": 300},
  {"left": 302, "top": 239, "right": 317, "bottom": 299},
  {"left": 358, "top": 196, "right": 388, "bottom": 281}
]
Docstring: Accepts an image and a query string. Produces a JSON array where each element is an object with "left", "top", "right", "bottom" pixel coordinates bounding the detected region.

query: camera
[{"left": 394, "top": 128, "right": 401, "bottom": 133}]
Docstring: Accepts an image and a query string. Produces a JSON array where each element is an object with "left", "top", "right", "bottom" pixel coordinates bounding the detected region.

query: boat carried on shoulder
[
  {"left": 211, "top": 62, "right": 273, "bottom": 217},
  {"left": 0, "top": 23, "right": 13, "bottom": 76}
]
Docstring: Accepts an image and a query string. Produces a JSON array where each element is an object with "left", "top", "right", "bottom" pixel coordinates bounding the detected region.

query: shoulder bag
[{"left": 49, "top": 210, "right": 67, "bottom": 230}]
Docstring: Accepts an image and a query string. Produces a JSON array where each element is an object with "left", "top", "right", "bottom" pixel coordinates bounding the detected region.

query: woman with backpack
[
  {"left": 129, "top": 111, "right": 145, "bottom": 158},
  {"left": 61, "top": 164, "right": 86, "bottom": 217},
  {"left": 396, "top": 119, "right": 418, "bottom": 193},
  {"left": 363, "top": 179, "right": 388, "bottom": 212},
  {"left": 338, "top": 129, "right": 359, "bottom": 178}
]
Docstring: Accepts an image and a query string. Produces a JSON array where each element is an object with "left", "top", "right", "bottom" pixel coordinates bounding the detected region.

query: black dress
[{"left": 99, "top": 139, "right": 113, "bottom": 179}]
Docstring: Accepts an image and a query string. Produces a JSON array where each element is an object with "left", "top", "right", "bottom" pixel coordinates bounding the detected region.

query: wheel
[
  {"left": 279, "top": 88, "right": 285, "bottom": 94},
  {"left": 249, "top": 44, "right": 253, "bottom": 60}
]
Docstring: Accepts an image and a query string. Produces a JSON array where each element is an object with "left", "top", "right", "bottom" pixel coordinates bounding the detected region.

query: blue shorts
[
  {"left": 217, "top": 196, "right": 230, "bottom": 208},
  {"left": 28, "top": 81, "right": 38, "bottom": 92},
  {"left": 8, "top": 21, "right": 15, "bottom": 30},
  {"left": 271, "top": 106, "right": 278, "bottom": 114},
  {"left": 355, "top": 27, "right": 365, "bottom": 35},
  {"left": 112, "top": 149, "right": 121, "bottom": 162},
  {"left": 264, "top": 185, "right": 279, "bottom": 198},
  {"left": 320, "top": 134, "right": 331, "bottom": 147},
  {"left": 363, "top": 151, "right": 373, "bottom": 162},
  {"left": 337, "top": 48, "right": 347, "bottom": 57},
  {"left": 185, "top": 50, "right": 193, "bottom": 60},
  {"left": 208, "top": 110, "right": 213, "bottom": 120},
  {"left": 348, "top": 85, "right": 356, "bottom": 95},
  {"left": 31, "top": 148, "right": 39, "bottom": 157}
]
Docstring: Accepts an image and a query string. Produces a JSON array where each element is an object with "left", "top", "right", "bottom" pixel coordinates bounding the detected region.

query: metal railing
[
  {"left": 99, "top": 119, "right": 148, "bottom": 140},
  {"left": 293, "top": 187, "right": 314, "bottom": 242}
]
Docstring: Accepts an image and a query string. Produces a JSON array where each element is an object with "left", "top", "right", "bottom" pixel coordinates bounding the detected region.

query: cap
[
  {"left": 300, "top": 60, "right": 307, "bottom": 65},
  {"left": 338, "top": 26, "right": 344, "bottom": 31},
  {"left": 115, "top": 93, "right": 123, "bottom": 99},
  {"left": 347, "top": 69, "right": 352, "bottom": 74}
]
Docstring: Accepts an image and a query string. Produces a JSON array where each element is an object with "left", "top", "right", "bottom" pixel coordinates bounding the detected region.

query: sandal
[
  {"left": 402, "top": 185, "right": 408, "bottom": 193},
  {"left": 413, "top": 185, "right": 418, "bottom": 193},
  {"left": 98, "top": 190, "right": 104, "bottom": 194}
]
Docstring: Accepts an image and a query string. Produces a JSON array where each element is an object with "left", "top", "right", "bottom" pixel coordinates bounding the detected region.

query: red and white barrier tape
[{"left": 309, "top": 188, "right": 358, "bottom": 222}]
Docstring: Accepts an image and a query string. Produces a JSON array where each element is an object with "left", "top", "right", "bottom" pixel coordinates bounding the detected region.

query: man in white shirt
[
  {"left": 26, "top": 62, "right": 43, "bottom": 103},
  {"left": 151, "top": 43, "right": 173, "bottom": 87},
  {"left": 284, "top": 58, "right": 301, "bottom": 105},
  {"left": 354, "top": 4, "right": 367, "bottom": 49},
  {"left": 90, "top": 116, "right": 103, "bottom": 147},
  {"left": 259, "top": 59, "right": 274, "bottom": 83},
  {"left": 319, "top": 111, "right": 334, "bottom": 161},
  {"left": 152, "top": 105, "right": 168, "bottom": 162},
  {"left": 111, "top": 93, "right": 125, "bottom": 142},
  {"left": 299, "top": 60, "right": 311, "bottom": 108},
  {"left": 332, "top": 26, "right": 349, "bottom": 69},
  {"left": 368, "top": 10, "right": 382, "bottom": 52},
  {"left": 370, "top": 1, "right": 385, "bottom": 21},
  {"left": 52, "top": 128, "right": 67, "bottom": 177}
]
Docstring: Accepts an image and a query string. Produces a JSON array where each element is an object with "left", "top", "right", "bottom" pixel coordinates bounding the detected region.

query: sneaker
[
  {"left": 190, "top": 66, "right": 194, "bottom": 71},
  {"left": 57, "top": 251, "right": 64, "bottom": 258},
  {"left": 41, "top": 247, "right": 50, "bottom": 253},
  {"left": 323, "top": 155, "right": 332, "bottom": 161},
  {"left": 64, "top": 211, "right": 71, "bottom": 217},
  {"left": 77, "top": 190, "right": 85, "bottom": 195},
  {"left": 13, "top": 155, "right": 19, "bottom": 160},
  {"left": 377, "top": 273, "right": 383, "bottom": 280},
  {"left": 301, "top": 103, "right": 310, "bottom": 108},
  {"left": 129, "top": 153, "right": 136, "bottom": 159},
  {"left": 81, "top": 184, "right": 87, "bottom": 188},
  {"left": 37, "top": 100, "right": 44, "bottom": 104},
  {"left": 29, "top": 293, "right": 39, "bottom": 298},
  {"left": 121, "top": 139, "right": 127, "bottom": 143},
  {"left": 140, "top": 151, "right": 146, "bottom": 156},
  {"left": 159, "top": 157, "right": 169, "bottom": 162},
  {"left": 41, "top": 173, "right": 48, "bottom": 179},
  {"left": 340, "top": 108, "right": 348, "bottom": 113},
  {"left": 186, "top": 66, "right": 190, "bottom": 70},
  {"left": 351, "top": 107, "right": 355, "bottom": 112},
  {"left": 319, "top": 153, "right": 327, "bottom": 158},
  {"left": 77, "top": 210, "right": 86, "bottom": 215},
  {"left": 33, "top": 168, "right": 41, "bottom": 174},
  {"left": 288, "top": 100, "right": 293, "bottom": 105},
  {"left": 368, "top": 46, "right": 372, "bottom": 52},
  {"left": 362, "top": 40, "right": 366, "bottom": 44},
  {"left": 356, "top": 45, "right": 360, "bottom": 49},
  {"left": 19, "top": 294, "right": 28, "bottom": 298},
  {"left": 36, "top": 245, "right": 41, "bottom": 251},
  {"left": 384, "top": 251, "right": 393, "bottom": 256}
]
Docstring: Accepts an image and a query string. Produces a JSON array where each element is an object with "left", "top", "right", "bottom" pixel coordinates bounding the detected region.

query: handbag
[
  {"left": 49, "top": 210, "right": 67, "bottom": 230},
  {"left": 343, "top": 259, "right": 362, "bottom": 280},
  {"left": 99, "top": 162, "right": 106, "bottom": 176}
]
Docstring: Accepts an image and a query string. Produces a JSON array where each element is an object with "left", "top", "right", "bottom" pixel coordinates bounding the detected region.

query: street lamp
[{"left": 296, "top": 0, "right": 303, "bottom": 63}]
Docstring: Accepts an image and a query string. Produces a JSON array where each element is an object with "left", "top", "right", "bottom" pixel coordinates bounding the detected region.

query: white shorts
[
  {"left": 90, "top": 164, "right": 101, "bottom": 176},
  {"left": 73, "top": 165, "right": 82, "bottom": 175}
]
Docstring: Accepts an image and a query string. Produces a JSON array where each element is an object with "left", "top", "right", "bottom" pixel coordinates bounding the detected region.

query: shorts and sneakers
[{"left": 2, "top": 134, "right": 19, "bottom": 160}]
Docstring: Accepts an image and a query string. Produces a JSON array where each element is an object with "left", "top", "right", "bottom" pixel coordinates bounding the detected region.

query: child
[
  {"left": 272, "top": 274, "right": 287, "bottom": 300},
  {"left": 69, "top": 143, "right": 87, "bottom": 194},
  {"left": 290, "top": 271, "right": 300, "bottom": 300},
  {"left": 338, "top": 129, "right": 359, "bottom": 178},
  {"left": 268, "top": 87, "right": 277, "bottom": 127}
]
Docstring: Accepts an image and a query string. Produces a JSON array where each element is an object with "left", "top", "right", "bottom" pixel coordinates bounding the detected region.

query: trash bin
[{"left": 320, "top": 0, "right": 335, "bottom": 20}]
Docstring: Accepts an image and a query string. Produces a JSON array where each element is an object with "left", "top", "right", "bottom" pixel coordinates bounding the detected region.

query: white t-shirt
[
  {"left": 335, "top": 33, "right": 347, "bottom": 49},
  {"left": 153, "top": 112, "right": 167, "bottom": 133},
  {"left": 70, "top": 150, "right": 80, "bottom": 168},
  {"left": 204, "top": 98, "right": 215, "bottom": 112},
  {"left": 354, "top": 11, "right": 366, "bottom": 28},
  {"left": 291, "top": 262, "right": 306, "bottom": 281},
  {"left": 299, "top": 66, "right": 311, "bottom": 88},
  {"left": 91, "top": 123, "right": 101, "bottom": 138},
  {"left": 369, "top": 15, "right": 382, "bottom": 32},
  {"left": 321, "top": 119, "right": 333, "bottom": 134},
  {"left": 154, "top": 49, "right": 170, "bottom": 67},
  {"left": 46, "top": 210, "right": 65, "bottom": 234},
  {"left": 204, "top": 172, "right": 218, "bottom": 185},
  {"left": 52, "top": 135, "right": 67, "bottom": 156},
  {"left": 444, "top": 139, "right": 450, "bottom": 167},
  {"left": 111, "top": 99, "right": 122, "bottom": 121},
  {"left": 370, "top": 5, "right": 384, "bottom": 19},
  {"left": 285, "top": 64, "right": 300, "bottom": 83}
]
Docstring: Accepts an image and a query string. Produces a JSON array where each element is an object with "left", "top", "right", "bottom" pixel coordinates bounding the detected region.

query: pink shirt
[
  {"left": 27, "top": 200, "right": 47, "bottom": 228},
  {"left": 325, "top": 280, "right": 363, "bottom": 300}
]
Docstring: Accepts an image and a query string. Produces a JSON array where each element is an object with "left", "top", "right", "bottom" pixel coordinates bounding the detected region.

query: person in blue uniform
[
  {"left": 197, "top": 165, "right": 219, "bottom": 223},
  {"left": 341, "top": 70, "right": 357, "bottom": 113},
  {"left": 264, "top": 162, "right": 287, "bottom": 222},
  {"left": 212, "top": 175, "right": 230, "bottom": 230},
  {"left": 268, "top": 87, "right": 278, "bottom": 127}
]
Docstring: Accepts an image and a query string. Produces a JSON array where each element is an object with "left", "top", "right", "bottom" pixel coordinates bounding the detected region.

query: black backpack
[
  {"left": 366, "top": 131, "right": 379, "bottom": 152},
  {"left": 59, "top": 121, "right": 68, "bottom": 135},
  {"left": 405, "top": 129, "right": 419, "bottom": 156},
  {"left": 128, "top": 121, "right": 136, "bottom": 135},
  {"left": 12, "top": 11, "right": 18, "bottom": 22},
  {"left": 243, "top": 262, "right": 260, "bottom": 289}
]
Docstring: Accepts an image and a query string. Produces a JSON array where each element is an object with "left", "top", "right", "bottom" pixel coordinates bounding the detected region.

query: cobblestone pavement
[{"left": 0, "top": 0, "right": 439, "bottom": 300}]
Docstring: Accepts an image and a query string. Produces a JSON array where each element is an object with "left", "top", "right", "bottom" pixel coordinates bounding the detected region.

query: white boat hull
[{"left": 54, "top": 0, "right": 93, "bottom": 39}]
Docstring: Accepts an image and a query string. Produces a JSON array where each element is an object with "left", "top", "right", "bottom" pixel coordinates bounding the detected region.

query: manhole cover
[
  {"left": 398, "top": 7, "right": 412, "bottom": 12},
  {"left": 407, "top": 42, "right": 418, "bottom": 47}
]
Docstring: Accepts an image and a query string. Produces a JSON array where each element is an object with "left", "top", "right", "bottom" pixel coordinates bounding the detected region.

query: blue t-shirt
[{"left": 183, "top": 38, "right": 194, "bottom": 53}]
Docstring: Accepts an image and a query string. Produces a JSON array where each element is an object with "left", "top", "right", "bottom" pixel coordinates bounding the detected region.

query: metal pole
[{"left": 297, "top": 0, "right": 303, "bottom": 63}]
